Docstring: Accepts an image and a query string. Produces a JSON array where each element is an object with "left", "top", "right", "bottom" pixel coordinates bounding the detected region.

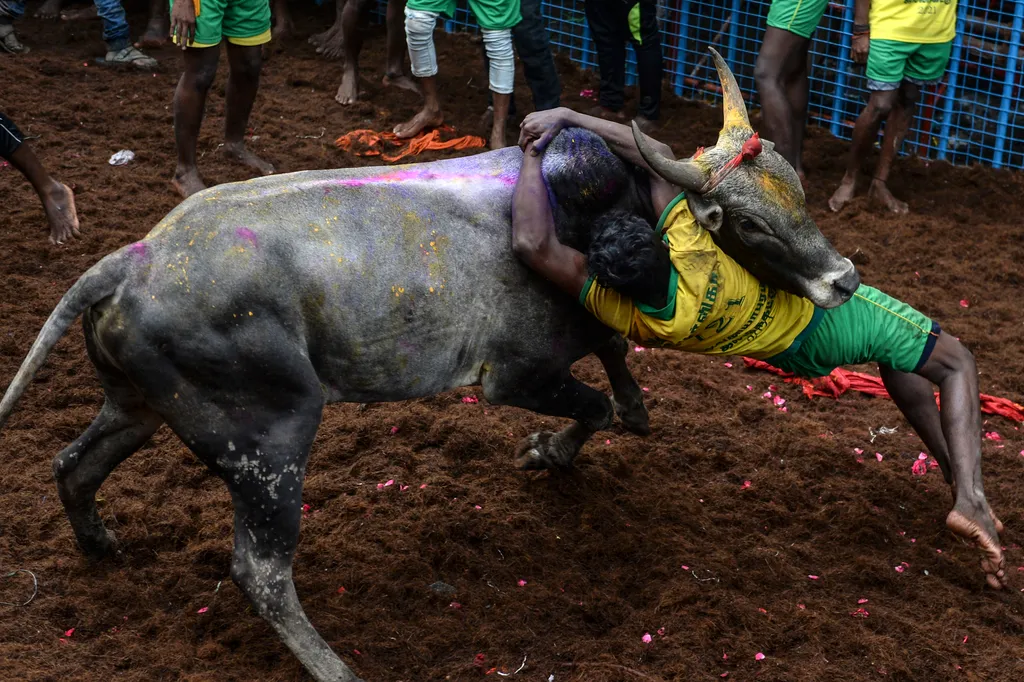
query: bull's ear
[{"left": 687, "top": 193, "right": 724, "bottom": 233}]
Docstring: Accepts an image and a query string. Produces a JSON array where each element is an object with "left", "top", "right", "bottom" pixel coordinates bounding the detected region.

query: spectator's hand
[
  {"left": 518, "top": 108, "right": 572, "bottom": 155},
  {"left": 852, "top": 34, "right": 869, "bottom": 64},
  {"left": 170, "top": 0, "right": 197, "bottom": 50}
]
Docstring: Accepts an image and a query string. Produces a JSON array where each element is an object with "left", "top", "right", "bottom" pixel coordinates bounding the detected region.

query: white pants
[{"left": 404, "top": 8, "right": 515, "bottom": 95}]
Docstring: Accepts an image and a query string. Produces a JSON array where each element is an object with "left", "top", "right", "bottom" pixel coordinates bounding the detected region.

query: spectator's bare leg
[
  {"left": 59, "top": 5, "right": 97, "bottom": 20},
  {"left": 172, "top": 47, "right": 220, "bottom": 199},
  {"left": 8, "top": 143, "right": 80, "bottom": 244},
  {"left": 223, "top": 43, "right": 275, "bottom": 176},
  {"left": 828, "top": 88, "right": 898, "bottom": 213},
  {"left": 272, "top": 0, "right": 294, "bottom": 39},
  {"left": 754, "top": 27, "right": 809, "bottom": 181},
  {"left": 868, "top": 81, "right": 918, "bottom": 214},
  {"left": 491, "top": 91, "right": 510, "bottom": 149},
  {"left": 335, "top": 0, "right": 366, "bottom": 104},
  {"left": 382, "top": 0, "right": 418, "bottom": 93},
  {"left": 314, "top": 0, "right": 347, "bottom": 58},
  {"left": 136, "top": 0, "right": 170, "bottom": 48},
  {"left": 310, "top": 0, "right": 344, "bottom": 48},
  {"left": 393, "top": 76, "right": 442, "bottom": 138},
  {"left": 482, "top": 28, "right": 514, "bottom": 149},
  {"left": 35, "top": 0, "right": 64, "bottom": 19}
]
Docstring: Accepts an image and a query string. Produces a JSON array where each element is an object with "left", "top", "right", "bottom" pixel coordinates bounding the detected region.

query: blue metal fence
[{"left": 378, "top": 1, "right": 1024, "bottom": 169}]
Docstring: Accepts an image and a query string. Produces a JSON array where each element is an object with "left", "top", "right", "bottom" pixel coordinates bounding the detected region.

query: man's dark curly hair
[{"left": 587, "top": 210, "right": 667, "bottom": 303}]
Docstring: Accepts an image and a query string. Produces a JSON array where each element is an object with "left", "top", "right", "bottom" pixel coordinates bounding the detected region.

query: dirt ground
[{"left": 3, "top": 5, "right": 1024, "bottom": 682}]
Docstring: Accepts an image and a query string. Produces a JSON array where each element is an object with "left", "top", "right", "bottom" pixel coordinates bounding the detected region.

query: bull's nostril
[{"left": 834, "top": 268, "right": 861, "bottom": 299}]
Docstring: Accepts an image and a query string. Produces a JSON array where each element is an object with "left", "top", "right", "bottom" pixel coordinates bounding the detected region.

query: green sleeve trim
[
  {"left": 579, "top": 275, "right": 596, "bottom": 306},
  {"left": 635, "top": 263, "right": 678, "bottom": 321},
  {"left": 656, "top": 191, "right": 687, "bottom": 235}
]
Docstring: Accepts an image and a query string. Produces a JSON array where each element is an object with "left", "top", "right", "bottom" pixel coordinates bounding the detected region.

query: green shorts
[
  {"left": 171, "top": 0, "right": 271, "bottom": 48},
  {"left": 766, "top": 0, "right": 829, "bottom": 40},
  {"left": 867, "top": 39, "right": 952, "bottom": 90},
  {"left": 406, "top": 0, "right": 520, "bottom": 30},
  {"left": 765, "top": 285, "right": 940, "bottom": 379}
]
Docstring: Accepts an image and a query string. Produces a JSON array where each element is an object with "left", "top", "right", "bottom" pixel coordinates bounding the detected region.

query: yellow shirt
[
  {"left": 870, "top": 0, "right": 957, "bottom": 44},
  {"left": 580, "top": 193, "right": 818, "bottom": 359}
]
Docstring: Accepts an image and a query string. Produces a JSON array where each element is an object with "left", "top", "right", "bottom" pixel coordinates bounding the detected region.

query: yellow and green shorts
[
  {"left": 406, "top": 0, "right": 520, "bottom": 30},
  {"left": 766, "top": 0, "right": 829, "bottom": 40},
  {"left": 765, "top": 285, "right": 940, "bottom": 379},
  {"left": 867, "top": 39, "right": 953, "bottom": 90},
  {"left": 170, "top": 0, "right": 271, "bottom": 49}
]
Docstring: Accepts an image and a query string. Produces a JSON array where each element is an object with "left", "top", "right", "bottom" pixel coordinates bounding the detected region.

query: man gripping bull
[{"left": 511, "top": 103, "right": 1006, "bottom": 591}]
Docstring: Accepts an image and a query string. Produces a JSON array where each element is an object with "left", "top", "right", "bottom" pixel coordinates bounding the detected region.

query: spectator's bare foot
[
  {"left": 868, "top": 179, "right": 908, "bottom": 214},
  {"left": 633, "top": 115, "right": 659, "bottom": 135},
  {"left": 490, "top": 122, "right": 508, "bottom": 150},
  {"left": 272, "top": 15, "right": 294, "bottom": 40},
  {"left": 34, "top": 0, "right": 63, "bottom": 19},
  {"left": 308, "top": 25, "right": 337, "bottom": 48},
  {"left": 60, "top": 5, "right": 98, "bottom": 21},
  {"left": 43, "top": 182, "right": 81, "bottom": 245},
  {"left": 335, "top": 67, "right": 358, "bottom": 105},
  {"left": 172, "top": 167, "right": 206, "bottom": 199},
  {"left": 223, "top": 142, "right": 275, "bottom": 176},
  {"left": 947, "top": 504, "right": 1006, "bottom": 590},
  {"left": 393, "top": 107, "right": 443, "bottom": 139},
  {"left": 135, "top": 15, "right": 170, "bottom": 48},
  {"left": 315, "top": 31, "right": 345, "bottom": 59},
  {"left": 828, "top": 176, "right": 856, "bottom": 213},
  {"left": 587, "top": 105, "right": 625, "bottom": 122},
  {"left": 383, "top": 72, "right": 420, "bottom": 95}
]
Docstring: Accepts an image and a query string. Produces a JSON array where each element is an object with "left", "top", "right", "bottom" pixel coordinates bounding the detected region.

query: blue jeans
[
  {"left": 94, "top": 0, "right": 131, "bottom": 51},
  {"left": 0, "top": 0, "right": 26, "bottom": 24}
]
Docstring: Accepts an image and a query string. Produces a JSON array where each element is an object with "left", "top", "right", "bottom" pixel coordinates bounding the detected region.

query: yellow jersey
[
  {"left": 579, "top": 193, "right": 820, "bottom": 359},
  {"left": 870, "top": 0, "right": 957, "bottom": 44}
]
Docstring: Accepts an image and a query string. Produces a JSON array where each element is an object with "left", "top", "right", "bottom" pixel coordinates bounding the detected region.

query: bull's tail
[{"left": 0, "top": 249, "right": 130, "bottom": 430}]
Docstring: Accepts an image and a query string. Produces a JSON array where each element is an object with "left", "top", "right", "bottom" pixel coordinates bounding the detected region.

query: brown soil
[{"left": 3, "top": 7, "right": 1024, "bottom": 682}]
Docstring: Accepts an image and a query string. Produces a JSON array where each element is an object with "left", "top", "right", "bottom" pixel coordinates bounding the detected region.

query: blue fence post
[
  {"left": 726, "top": 0, "right": 743, "bottom": 70},
  {"left": 992, "top": 1, "right": 1024, "bottom": 169},
  {"left": 936, "top": 0, "right": 970, "bottom": 163},
  {"left": 673, "top": 0, "right": 693, "bottom": 96},
  {"left": 829, "top": 2, "right": 855, "bottom": 139}
]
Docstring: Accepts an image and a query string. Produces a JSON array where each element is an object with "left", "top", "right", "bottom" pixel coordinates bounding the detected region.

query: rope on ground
[
  {"left": 335, "top": 126, "right": 486, "bottom": 163},
  {"left": 1, "top": 569, "right": 39, "bottom": 607},
  {"left": 741, "top": 357, "right": 1024, "bottom": 422}
]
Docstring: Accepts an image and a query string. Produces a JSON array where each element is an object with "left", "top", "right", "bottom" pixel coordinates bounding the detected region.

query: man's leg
[
  {"left": 335, "top": 0, "right": 373, "bottom": 105},
  {"left": 629, "top": 0, "right": 662, "bottom": 130},
  {"left": 313, "top": 0, "right": 347, "bottom": 58},
  {"left": 584, "top": 0, "right": 627, "bottom": 120},
  {"left": 34, "top": 0, "right": 62, "bottom": 19},
  {"left": 754, "top": 27, "right": 811, "bottom": 178},
  {"left": 271, "top": 0, "right": 293, "bottom": 39},
  {"left": 827, "top": 88, "right": 897, "bottom": 212},
  {"left": 868, "top": 80, "right": 918, "bottom": 214},
  {"left": 1, "top": 112, "right": 80, "bottom": 244},
  {"left": 172, "top": 47, "right": 221, "bottom": 198},
  {"left": 393, "top": 7, "right": 443, "bottom": 138},
  {"left": 223, "top": 43, "right": 275, "bottom": 175},
  {"left": 382, "top": 0, "right": 418, "bottom": 92},
  {"left": 135, "top": 0, "right": 169, "bottom": 48},
  {"left": 482, "top": 27, "right": 514, "bottom": 149},
  {"left": 93, "top": 0, "right": 158, "bottom": 67},
  {"left": 512, "top": 0, "right": 560, "bottom": 111},
  {"left": 0, "top": 0, "right": 29, "bottom": 54},
  {"left": 879, "top": 364, "right": 952, "bottom": 483}
]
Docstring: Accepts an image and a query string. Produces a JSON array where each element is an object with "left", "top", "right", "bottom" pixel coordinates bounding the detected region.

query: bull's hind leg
[
  {"left": 483, "top": 364, "right": 613, "bottom": 470},
  {"left": 594, "top": 334, "right": 651, "bottom": 436},
  {"left": 53, "top": 371, "right": 163, "bottom": 560}
]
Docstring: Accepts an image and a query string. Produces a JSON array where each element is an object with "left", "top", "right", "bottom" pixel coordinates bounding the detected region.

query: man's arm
[
  {"left": 518, "top": 108, "right": 681, "bottom": 216},
  {"left": 511, "top": 143, "right": 590, "bottom": 298},
  {"left": 852, "top": 0, "right": 871, "bottom": 63}
]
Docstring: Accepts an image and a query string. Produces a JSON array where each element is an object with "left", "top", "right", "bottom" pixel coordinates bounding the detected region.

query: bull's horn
[
  {"left": 709, "top": 47, "right": 753, "bottom": 139},
  {"left": 631, "top": 121, "right": 709, "bottom": 191}
]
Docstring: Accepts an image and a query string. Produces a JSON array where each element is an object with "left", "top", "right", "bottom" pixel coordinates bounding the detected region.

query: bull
[{"left": 0, "top": 52, "right": 856, "bottom": 682}]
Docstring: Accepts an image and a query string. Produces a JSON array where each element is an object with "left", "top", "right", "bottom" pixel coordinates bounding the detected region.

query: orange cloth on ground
[{"left": 335, "top": 126, "right": 486, "bottom": 162}]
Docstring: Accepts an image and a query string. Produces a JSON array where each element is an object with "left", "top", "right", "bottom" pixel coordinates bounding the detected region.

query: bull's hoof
[
  {"left": 614, "top": 398, "right": 650, "bottom": 436},
  {"left": 78, "top": 528, "right": 119, "bottom": 561},
  {"left": 515, "top": 432, "right": 573, "bottom": 470}
]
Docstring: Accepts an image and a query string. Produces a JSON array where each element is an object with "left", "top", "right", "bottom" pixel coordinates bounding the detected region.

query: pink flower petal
[
  {"left": 894, "top": 565, "right": 905, "bottom": 573},
  {"left": 745, "top": 384, "right": 753, "bottom": 391},
  {"left": 384, "top": 479, "right": 394, "bottom": 487},
  {"left": 797, "top": 603, "right": 806, "bottom": 609},
  {"left": 918, "top": 452, "right": 928, "bottom": 460},
  {"left": 517, "top": 580, "right": 527, "bottom": 587},
  {"left": 928, "top": 458, "right": 939, "bottom": 469},
  {"left": 773, "top": 395, "right": 786, "bottom": 407},
  {"left": 857, "top": 598, "right": 869, "bottom": 604},
  {"left": 984, "top": 431, "right": 1001, "bottom": 441},
  {"left": 723, "top": 362, "right": 733, "bottom": 368},
  {"left": 197, "top": 607, "right": 209, "bottom": 614},
  {"left": 420, "top": 484, "right": 428, "bottom": 489},
  {"left": 64, "top": 628, "right": 75, "bottom": 637},
  {"left": 642, "top": 632, "right": 652, "bottom": 644},
  {"left": 959, "top": 299, "right": 969, "bottom": 308},
  {"left": 910, "top": 538, "right": 916, "bottom": 543},
  {"left": 474, "top": 505, "right": 482, "bottom": 510},
  {"left": 875, "top": 452, "right": 884, "bottom": 462},
  {"left": 389, "top": 426, "right": 399, "bottom": 435},
  {"left": 912, "top": 459, "right": 928, "bottom": 476},
  {"left": 657, "top": 627, "right": 665, "bottom": 636},
  {"left": 723, "top": 652, "right": 729, "bottom": 660},
  {"left": 449, "top": 601, "right": 462, "bottom": 609},
  {"left": 337, "top": 586, "right": 347, "bottom": 594},
  {"left": 808, "top": 574, "right": 820, "bottom": 580},
  {"left": 762, "top": 391, "right": 772, "bottom": 399},
  {"left": 741, "top": 480, "right": 751, "bottom": 489},
  {"left": 854, "top": 448, "right": 864, "bottom": 455},
  {"left": 377, "top": 483, "right": 384, "bottom": 490},
  {"left": 779, "top": 406, "right": 788, "bottom": 413},
  {"left": 850, "top": 607, "right": 870, "bottom": 618},
  {"left": 605, "top": 439, "right": 611, "bottom": 445},
  {"left": 461, "top": 395, "right": 479, "bottom": 404},
  {"left": 681, "top": 565, "right": 690, "bottom": 570},
  {"left": 400, "top": 485, "right": 409, "bottom": 491},
  {"left": 642, "top": 387, "right": 650, "bottom": 392},
  {"left": 963, "top": 635, "right": 968, "bottom": 644},
  {"left": 755, "top": 652, "right": 765, "bottom": 661},
  {"left": 721, "top": 674, "right": 729, "bottom": 679},
  {"left": 758, "top": 608, "right": 767, "bottom": 614},
  {"left": 634, "top": 346, "right": 645, "bottom": 352}
]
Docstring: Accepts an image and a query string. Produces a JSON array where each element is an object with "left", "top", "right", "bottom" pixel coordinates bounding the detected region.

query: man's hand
[
  {"left": 170, "top": 0, "right": 197, "bottom": 50},
  {"left": 518, "top": 107, "right": 575, "bottom": 154},
  {"left": 852, "top": 34, "right": 869, "bottom": 64}
]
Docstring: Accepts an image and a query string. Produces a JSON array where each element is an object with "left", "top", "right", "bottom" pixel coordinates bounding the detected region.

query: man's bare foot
[
  {"left": 272, "top": 16, "right": 294, "bottom": 40},
  {"left": 172, "top": 168, "right": 206, "bottom": 199},
  {"left": 947, "top": 504, "right": 1006, "bottom": 589},
  {"left": 315, "top": 31, "right": 345, "bottom": 59},
  {"left": 135, "top": 17, "right": 170, "bottom": 48},
  {"left": 223, "top": 142, "right": 275, "bottom": 176},
  {"left": 34, "top": 0, "right": 63, "bottom": 19},
  {"left": 60, "top": 5, "right": 98, "bottom": 21},
  {"left": 43, "top": 182, "right": 80, "bottom": 244},
  {"left": 335, "top": 68, "right": 358, "bottom": 105},
  {"left": 308, "top": 24, "right": 338, "bottom": 48},
  {"left": 489, "top": 123, "right": 508, "bottom": 150},
  {"left": 828, "top": 176, "right": 856, "bottom": 213},
  {"left": 393, "top": 107, "right": 443, "bottom": 139},
  {"left": 868, "top": 179, "right": 909, "bottom": 214},
  {"left": 383, "top": 72, "right": 420, "bottom": 95},
  {"left": 587, "top": 105, "right": 626, "bottom": 122}
]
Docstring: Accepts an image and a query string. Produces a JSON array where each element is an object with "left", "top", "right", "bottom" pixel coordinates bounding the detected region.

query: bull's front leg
[
  {"left": 594, "top": 334, "right": 651, "bottom": 436},
  {"left": 483, "top": 363, "right": 614, "bottom": 470}
]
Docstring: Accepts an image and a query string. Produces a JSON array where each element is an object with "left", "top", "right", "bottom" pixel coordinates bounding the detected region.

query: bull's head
[{"left": 631, "top": 48, "right": 859, "bottom": 308}]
